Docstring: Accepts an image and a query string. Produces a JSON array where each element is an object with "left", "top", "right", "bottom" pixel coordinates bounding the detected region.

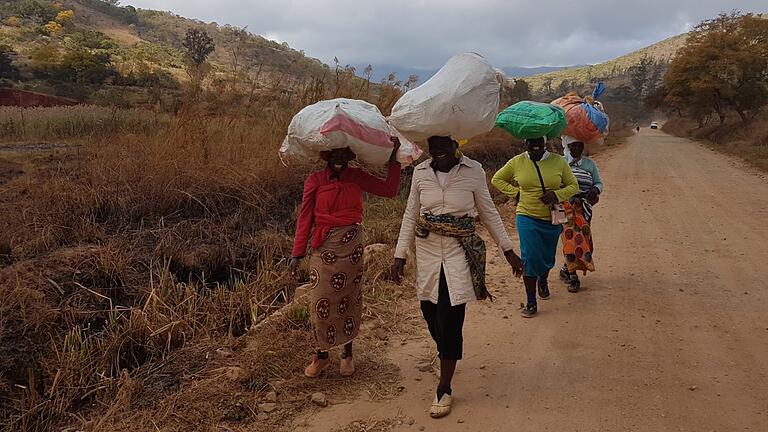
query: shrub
[
  {"left": 0, "top": 0, "right": 57, "bottom": 25},
  {"left": 2, "top": 15, "right": 22, "bottom": 27},
  {"left": 43, "top": 20, "right": 63, "bottom": 35},
  {"left": 54, "top": 9, "right": 75, "bottom": 26},
  {"left": 0, "top": 44, "right": 19, "bottom": 79},
  {"left": 65, "top": 29, "right": 118, "bottom": 50}
]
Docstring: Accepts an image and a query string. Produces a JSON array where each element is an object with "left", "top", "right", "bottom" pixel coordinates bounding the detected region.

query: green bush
[
  {"left": 59, "top": 50, "right": 116, "bottom": 83},
  {"left": 0, "top": 0, "right": 57, "bottom": 25},
  {"left": 118, "top": 67, "right": 179, "bottom": 89},
  {"left": 31, "top": 44, "right": 116, "bottom": 84},
  {"left": 64, "top": 29, "right": 119, "bottom": 51}
]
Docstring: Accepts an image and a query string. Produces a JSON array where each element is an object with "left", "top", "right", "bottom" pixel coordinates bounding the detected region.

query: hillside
[
  {"left": 352, "top": 64, "right": 585, "bottom": 85},
  {"left": 0, "top": 0, "right": 333, "bottom": 103},
  {"left": 525, "top": 33, "right": 688, "bottom": 92}
]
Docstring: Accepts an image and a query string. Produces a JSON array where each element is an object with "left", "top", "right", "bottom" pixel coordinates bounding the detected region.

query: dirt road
[{"left": 295, "top": 130, "right": 768, "bottom": 432}]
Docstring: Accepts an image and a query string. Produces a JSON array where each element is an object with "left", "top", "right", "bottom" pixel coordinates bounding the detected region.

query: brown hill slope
[{"left": 525, "top": 33, "right": 687, "bottom": 92}]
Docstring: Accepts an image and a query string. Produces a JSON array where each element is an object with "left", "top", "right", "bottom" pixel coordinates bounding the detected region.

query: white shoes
[{"left": 429, "top": 394, "right": 453, "bottom": 418}]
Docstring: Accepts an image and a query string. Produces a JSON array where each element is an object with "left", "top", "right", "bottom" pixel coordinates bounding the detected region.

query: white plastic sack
[
  {"left": 388, "top": 53, "right": 501, "bottom": 142},
  {"left": 279, "top": 98, "right": 422, "bottom": 167}
]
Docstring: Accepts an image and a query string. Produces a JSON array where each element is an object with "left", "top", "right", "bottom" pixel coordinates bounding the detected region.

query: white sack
[
  {"left": 279, "top": 98, "right": 422, "bottom": 167},
  {"left": 388, "top": 52, "right": 501, "bottom": 142}
]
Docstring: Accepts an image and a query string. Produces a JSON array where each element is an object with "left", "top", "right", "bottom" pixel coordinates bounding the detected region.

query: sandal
[
  {"left": 559, "top": 266, "right": 571, "bottom": 282},
  {"left": 339, "top": 355, "right": 355, "bottom": 377},
  {"left": 304, "top": 353, "right": 331, "bottom": 378},
  {"left": 430, "top": 394, "right": 454, "bottom": 418}
]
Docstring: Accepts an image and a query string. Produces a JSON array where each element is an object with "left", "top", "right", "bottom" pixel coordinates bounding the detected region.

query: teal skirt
[{"left": 516, "top": 214, "right": 562, "bottom": 278}]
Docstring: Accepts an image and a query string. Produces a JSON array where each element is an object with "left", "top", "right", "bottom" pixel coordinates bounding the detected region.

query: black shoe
[
  {"left": 567, "top": 275, "right": 580, "bottom": 293},
  {"left": 559, "top": 266, "right": 570, "bottom": 282},
  {"left": 520, "top": 304, "right": 538, "bottom": 318},
  {"left": 538, "top": 278, "right": 551, "bottom": 300}
]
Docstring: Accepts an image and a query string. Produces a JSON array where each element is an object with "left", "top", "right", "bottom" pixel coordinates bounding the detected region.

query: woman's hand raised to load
[
  {"left": 389, "top": 258, "right": 406, "bottom": 284},
  {"left": 388, "top": 136, "right": 402, "bottom": 165},
  {"left": 504, "top": 249, "right": 524, "bottom": 277},
  {"left": 540, "top": 191, "right": 560, "bottom": 206}
]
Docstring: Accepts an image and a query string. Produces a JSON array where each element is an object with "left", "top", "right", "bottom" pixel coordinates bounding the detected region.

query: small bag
[
  {"left": 550, "top": 202, "right": 568, "bottom": 225},
  {"left": 533, "top": 160, "right": 567, "bottom": 226}
]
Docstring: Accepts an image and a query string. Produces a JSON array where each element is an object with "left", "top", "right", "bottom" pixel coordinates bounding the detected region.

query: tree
[
  {"left": 0, "top": 45, "right": 19, "bottom": 79},
  {"left": 30, "top": 45, "right": 61, "bottom": 75},
  {"left": 4, "top": 0, "right": 57, "bottom": 25},
  {"left": 542, "top": 77, "right": 554, "bottom": 98},
  {"left": 556, "top": 79, "right": 572, "bottom": 96},
  {"left": 662, "top": 12, "right": 768, "bottom": 123},
  {"left": 509, "top": 79, "right": 532, "bottom": 103},
  {"left": 59, "top": 50, "right": 115, "bottom": 83},
  {"left": 183, "top": 28, "right": 215, "bottom": 66}
]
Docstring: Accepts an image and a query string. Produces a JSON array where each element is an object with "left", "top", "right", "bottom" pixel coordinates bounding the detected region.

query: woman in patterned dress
[
  {"left": 289, "top": 139, "right": 401, "bottom": 378},
  {"left": 558, "top": 139, "right": 603, "bottom": 292}
]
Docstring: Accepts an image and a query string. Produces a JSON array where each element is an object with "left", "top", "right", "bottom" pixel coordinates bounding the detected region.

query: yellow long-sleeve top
[{"left": 491, "top": 152, "right": 579, "bottom": 221}]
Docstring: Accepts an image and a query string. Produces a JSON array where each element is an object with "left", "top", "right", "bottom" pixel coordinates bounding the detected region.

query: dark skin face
[
  {"left": 320, "top": 147, "right": 356, "bottom": 174},
  {"left": 428, "top": 138, "right": 460, "bottom": 172},
  {"left": 568, "top": 141, "right": 585, "bottom": 160},
  {"left": 527, "top": 140, "right": 547, "bottom": 162}
]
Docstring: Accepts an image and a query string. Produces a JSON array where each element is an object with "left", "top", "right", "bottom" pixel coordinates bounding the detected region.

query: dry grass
[
  {"left": 0, "top": 105, "right": 165, "bottom": 143},
  {"left": 0, "top": 68, "right": 423, "bottom": 431},
  {"left": 0, "top": 63, "right": 636, "bottom": 431}
]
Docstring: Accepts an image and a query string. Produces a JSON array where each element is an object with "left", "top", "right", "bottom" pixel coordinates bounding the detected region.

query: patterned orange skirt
[
  {"left": 308, "top": 225, "right": 365, "bottom": 350},
  {"left": 561, "top": 199, "right": 595, "bottom": 274}
]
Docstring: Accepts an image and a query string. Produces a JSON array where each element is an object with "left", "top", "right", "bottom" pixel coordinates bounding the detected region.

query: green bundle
[{"left": 495, "top": 101, "right": 567, "bottom": 139}]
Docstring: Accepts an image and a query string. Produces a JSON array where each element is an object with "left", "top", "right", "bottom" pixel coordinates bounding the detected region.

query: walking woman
[
  {"left": 491, "top": 137, "right": 578, "bottom": 318},
  {"left": 289, "top": 139, "right": 402, "bottom": 378},
  {"left": 559, "top": 139, "right": 603, "bottom": 292},
  {"left": 390, "top": 136, "right": 523, "bottom": 418}
]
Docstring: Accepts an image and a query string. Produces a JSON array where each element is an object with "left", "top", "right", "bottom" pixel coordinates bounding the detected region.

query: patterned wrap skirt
[
  {"left": 562, "top": 198, "right": 596, "bottom": 274},
  {"left": 308, "top": 224, "right": 365, "bottom": 350}
]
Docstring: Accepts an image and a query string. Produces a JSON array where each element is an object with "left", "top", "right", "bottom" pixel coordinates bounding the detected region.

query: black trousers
[{"left": 420, "top": 267, "right": 466, "bottom": 360}]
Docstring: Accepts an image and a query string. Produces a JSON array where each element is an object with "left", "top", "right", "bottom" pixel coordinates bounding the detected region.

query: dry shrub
[{"left": 664, "top": 114, "right": 768, "bottom": 172}]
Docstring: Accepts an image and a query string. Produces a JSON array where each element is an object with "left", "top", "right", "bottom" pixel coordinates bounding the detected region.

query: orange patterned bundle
[{"left": 551, "top": 92, "right": 609, "bottom": 144}]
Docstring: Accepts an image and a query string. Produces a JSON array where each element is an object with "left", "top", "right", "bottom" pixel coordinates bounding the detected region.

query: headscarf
[{"left": 561, "top": 135, "right": 580, "bottom": 164}]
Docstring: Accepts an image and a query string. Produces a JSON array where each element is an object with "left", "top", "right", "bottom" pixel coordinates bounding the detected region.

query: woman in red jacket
[{"left": 289, "top": 138, "right": 401, "bottom": 378}]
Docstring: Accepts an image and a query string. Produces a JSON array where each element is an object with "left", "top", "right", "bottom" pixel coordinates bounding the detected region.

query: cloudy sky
[{"left": 126, "top": 0, "right": 766, "bottom": 69}]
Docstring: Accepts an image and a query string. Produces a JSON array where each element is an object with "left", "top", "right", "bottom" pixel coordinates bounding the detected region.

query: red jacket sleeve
[
  {"left": 291, "top": 174, "right": 318, "bottom": 258},
  {"left": 354, "top": 163, "right": 401, "bottom": 197}
]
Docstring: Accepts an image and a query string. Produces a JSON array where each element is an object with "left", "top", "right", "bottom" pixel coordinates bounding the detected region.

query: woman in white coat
[{"left": 390, "top": 136, "right": 523, "bottom": 418}]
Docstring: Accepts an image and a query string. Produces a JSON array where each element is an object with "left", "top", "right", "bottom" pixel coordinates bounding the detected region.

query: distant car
[{"left": 650, "top": 122, "right": 659, "bottom": 129}]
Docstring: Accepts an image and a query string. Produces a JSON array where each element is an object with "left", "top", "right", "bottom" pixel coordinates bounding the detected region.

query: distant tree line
[{"left": 655, "top": 12, "right": 768, "bottom": 125}]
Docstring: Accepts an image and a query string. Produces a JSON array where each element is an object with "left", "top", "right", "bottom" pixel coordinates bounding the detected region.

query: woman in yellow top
[{"left": 492, "top": 137, "right": 578, "bottom": 317}]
